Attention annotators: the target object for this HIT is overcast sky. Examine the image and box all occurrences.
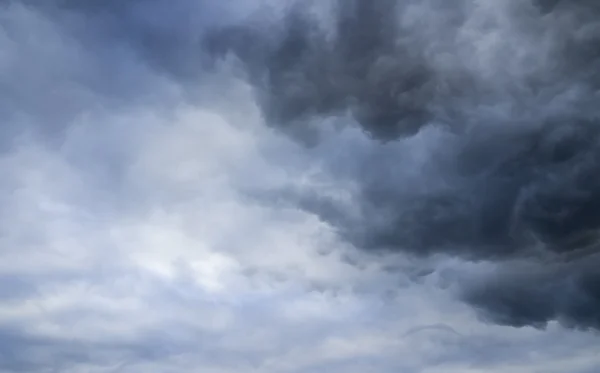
[1,1,600,372]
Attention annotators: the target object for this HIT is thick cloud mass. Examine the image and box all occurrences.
[207,0,600,138]
[207,0,600,330]
[206,0,445,142]
[3,0,600,371]
[464,259,600,330]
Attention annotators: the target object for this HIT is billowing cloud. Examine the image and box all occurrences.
[2,0,600,372]
[205,0,600,331]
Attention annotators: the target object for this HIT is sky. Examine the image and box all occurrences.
[1,0,600,372]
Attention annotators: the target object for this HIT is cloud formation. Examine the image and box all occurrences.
[207,0,600,331]
[2,0,600,372]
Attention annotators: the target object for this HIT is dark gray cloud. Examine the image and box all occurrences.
[354,120,600,259]
[205,0,600,139]
[205,0,449,143]
[205,0,600,331]
[463,257,600,330]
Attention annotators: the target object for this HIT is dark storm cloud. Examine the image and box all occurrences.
[206,0,600,330]
[353,120,600,259]
[204,0,600,140]
[463,257,600,330]
[205,0,452,142]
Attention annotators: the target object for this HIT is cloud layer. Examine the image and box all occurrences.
[1,0,600,372]
[207,0,600,331]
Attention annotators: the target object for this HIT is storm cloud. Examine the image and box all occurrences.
[205,0,600,331]
[2,0,600,371]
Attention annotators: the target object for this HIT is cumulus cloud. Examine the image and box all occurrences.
[2,0,600,372]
